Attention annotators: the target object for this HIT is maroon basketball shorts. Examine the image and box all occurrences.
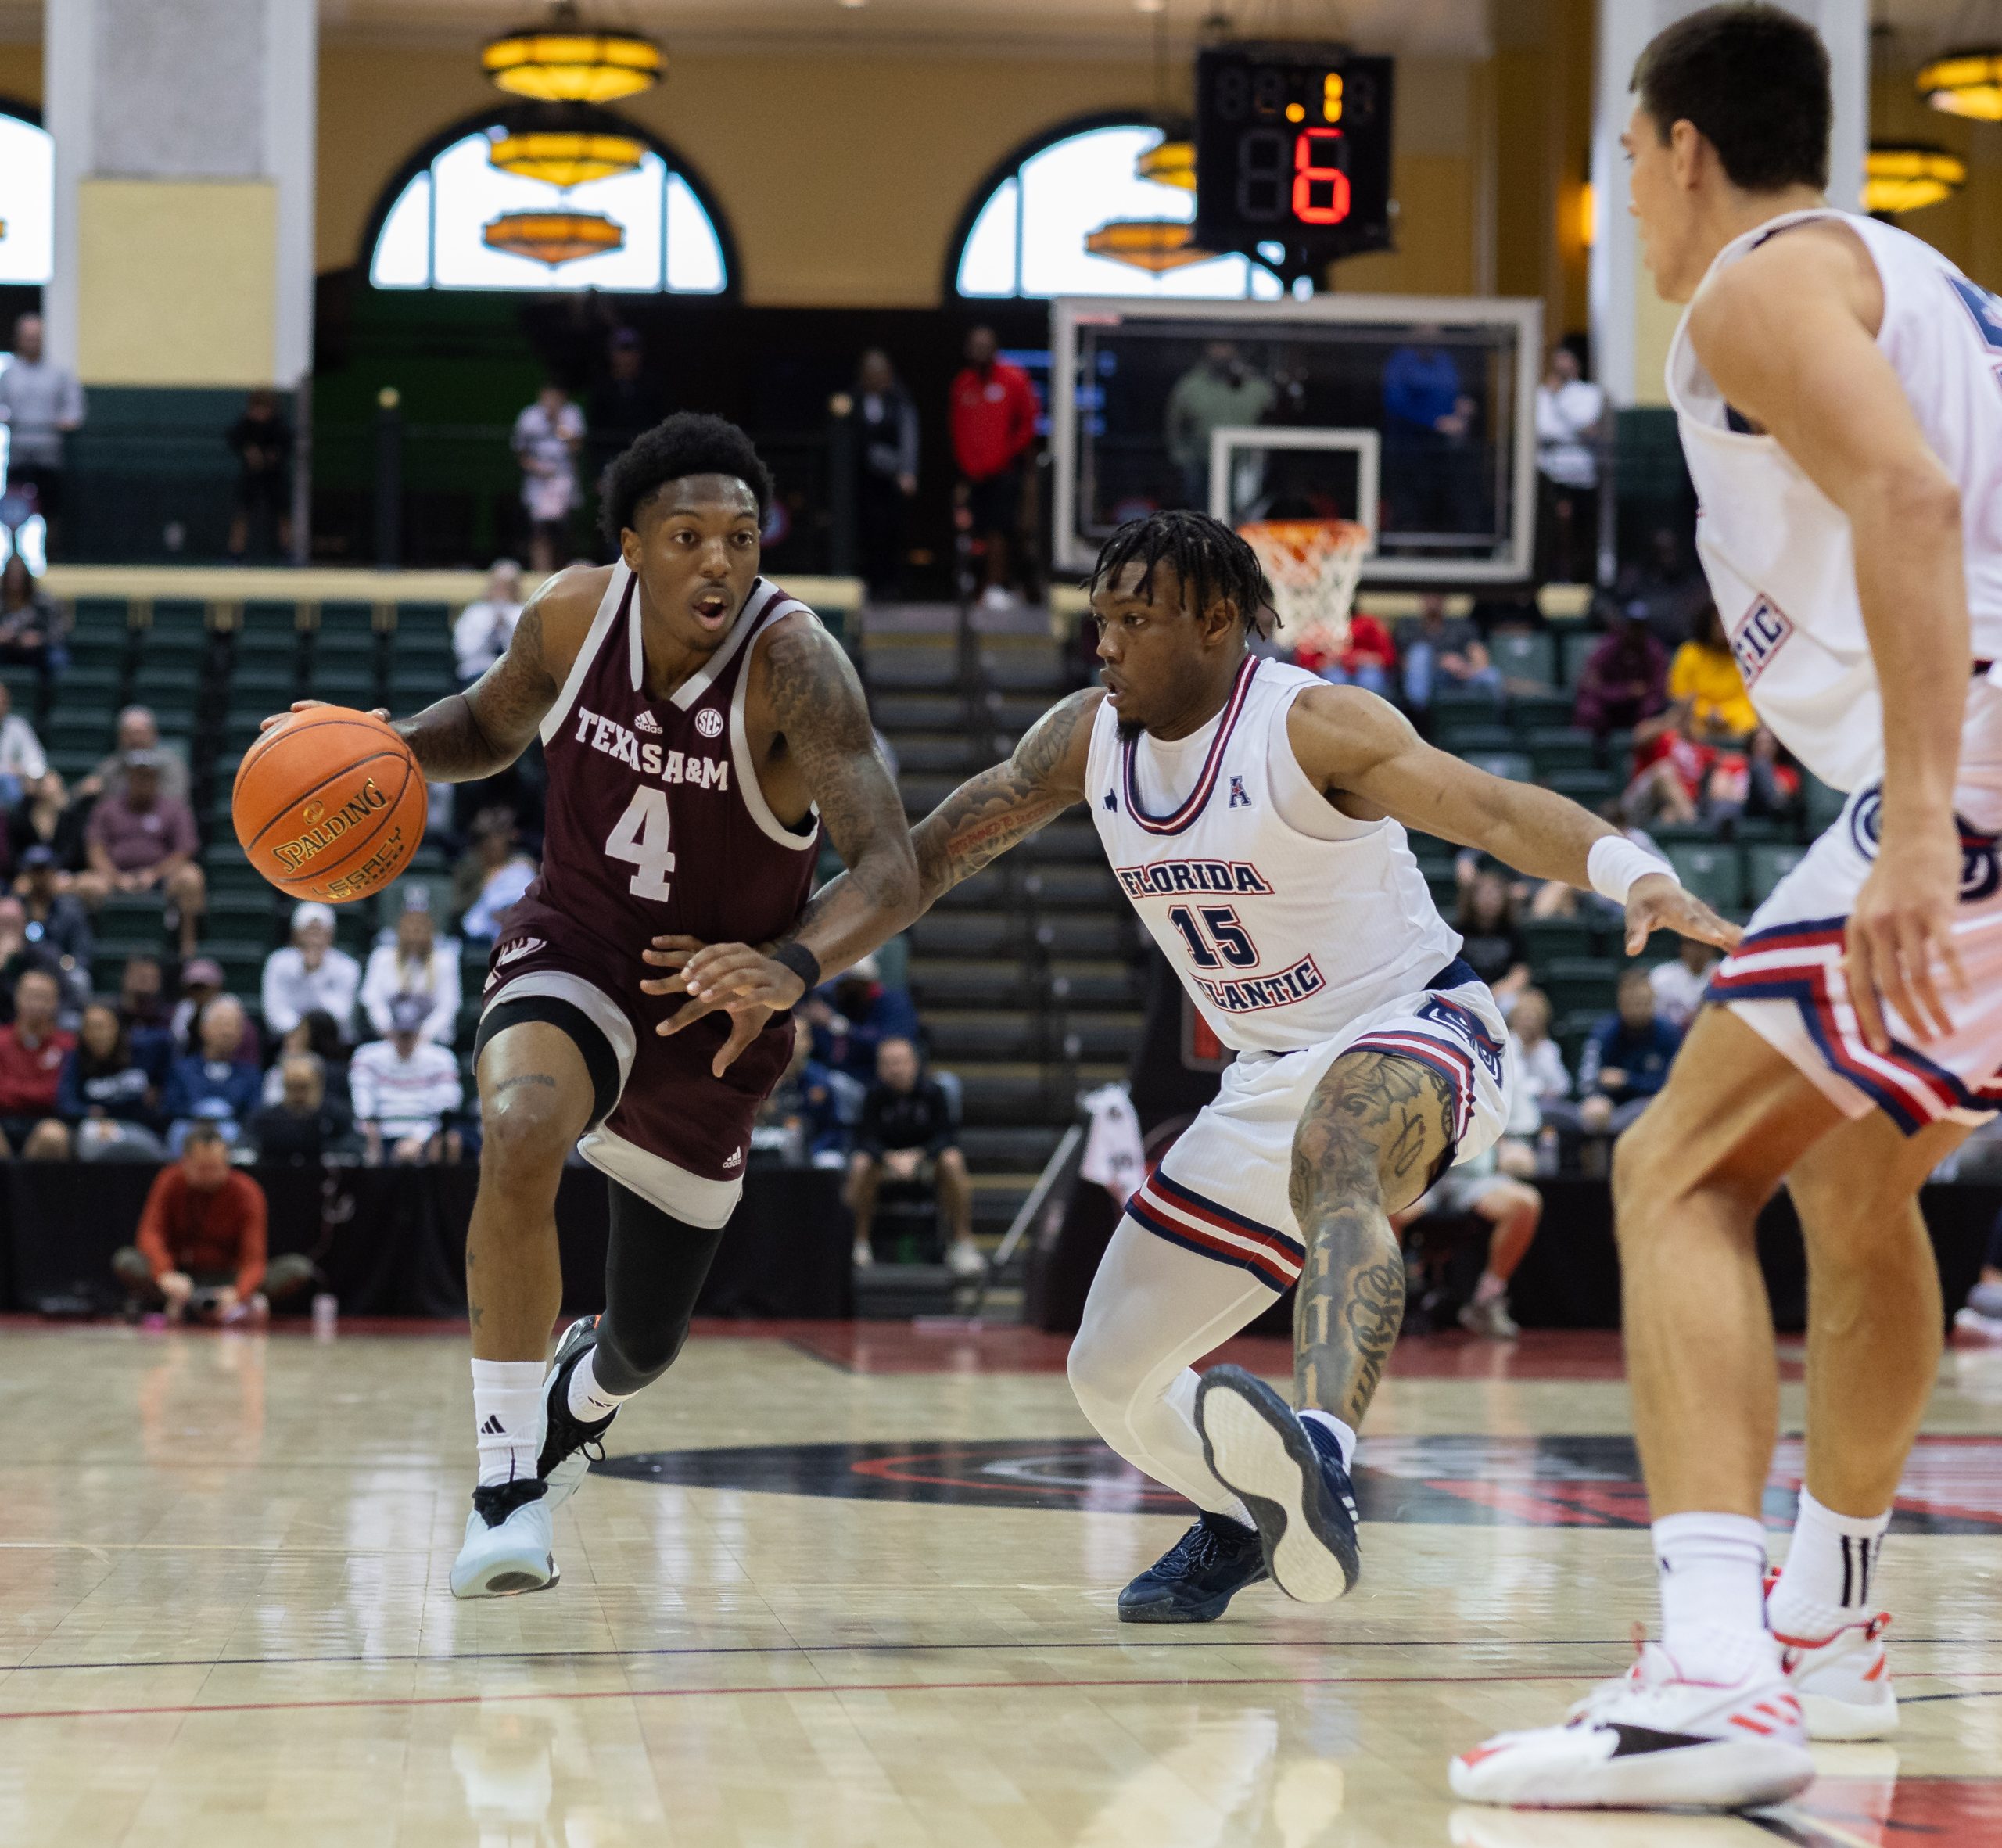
[476,906,791,1229]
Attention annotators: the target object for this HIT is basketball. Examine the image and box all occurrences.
[232,707,425,904]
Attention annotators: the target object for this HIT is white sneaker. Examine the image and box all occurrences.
[450,1480,558,1599]
[1952,1304,2002,1343]
[1777,1609,1897,1740]
[946,1239,986,1279]
[1458,1293,1520,1340]
[979,584,1017,610]
[1450,1641,1814,1810]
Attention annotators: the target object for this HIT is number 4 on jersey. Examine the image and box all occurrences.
[606,786,676,899]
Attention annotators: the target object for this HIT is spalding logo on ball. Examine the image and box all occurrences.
[233,708,426,903]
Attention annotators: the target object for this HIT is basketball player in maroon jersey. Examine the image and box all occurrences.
[273,414,917,1596]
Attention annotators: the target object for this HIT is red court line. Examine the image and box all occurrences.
[0,1670,1600,1725]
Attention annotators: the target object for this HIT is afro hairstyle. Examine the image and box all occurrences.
[598,411,775,551]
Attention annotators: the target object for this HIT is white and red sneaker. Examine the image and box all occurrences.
[1764,1566,1897,1740]
[1449,1640,1815,1810]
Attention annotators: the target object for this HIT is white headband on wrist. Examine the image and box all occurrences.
[1588,834,1677,904]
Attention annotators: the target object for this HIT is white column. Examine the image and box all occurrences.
[43,0,318,388]
[1589,0,1867,409]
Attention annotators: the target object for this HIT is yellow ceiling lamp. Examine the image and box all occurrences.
[1085,218,1215,273]
[1918,49,2002,120]
[1864,143,1968,214]
[489,125,645,187]
[1136,139,1197,191]
[483,3,664,104]
[483,210,625,267]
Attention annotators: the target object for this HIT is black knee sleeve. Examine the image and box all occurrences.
[591,1182,730,1396]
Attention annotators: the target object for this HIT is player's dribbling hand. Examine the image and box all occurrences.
[641,935,803,1077]
[1846,815,1967,1053]
[1621,872,1742,958]
[258,699,390,733]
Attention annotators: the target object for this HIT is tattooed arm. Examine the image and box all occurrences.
[646,687,1100,1064]
[262,565,598,783]
[1287,684,1740,956]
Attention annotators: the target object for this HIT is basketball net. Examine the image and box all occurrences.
[1238,519,1370,654]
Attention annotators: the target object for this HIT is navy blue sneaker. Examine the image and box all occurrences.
[1194,1365,1362,1603]
[1117,1512,1268,1624]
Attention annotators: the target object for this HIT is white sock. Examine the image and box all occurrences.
[1473,1270,1507,1305]
[565,1346,632,1424]
[1768,1489,1891,1642]
[471,1358,547,1487]
[1298,1408,1358,1474]
[1653,1511,1777,1685]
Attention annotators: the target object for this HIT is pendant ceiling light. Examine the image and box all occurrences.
[483,209,625,267]
[1918,49,2002,120]
[1084,218,1215,273]
[483,2,663,104]
[489,123,646,187]
[1136,139,1197,190]
[1864,143,1968,214]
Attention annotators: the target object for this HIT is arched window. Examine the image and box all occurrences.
[368,121,728,294]
[0,106,53,287]
[954,120,1282,302]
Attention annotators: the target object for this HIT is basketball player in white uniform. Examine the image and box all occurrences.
[1454,6,2002,1810]
[650,508,1731,1624]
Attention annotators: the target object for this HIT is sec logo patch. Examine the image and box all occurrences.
[694,708,723,739]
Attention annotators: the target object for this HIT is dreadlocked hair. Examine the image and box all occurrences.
[1085,509,1272,633]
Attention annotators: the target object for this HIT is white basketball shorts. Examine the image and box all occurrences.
[1126,972,1516,1294]
[1710,777,2002,1133]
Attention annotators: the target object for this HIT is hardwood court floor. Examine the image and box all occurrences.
[2,1319,2000,1846]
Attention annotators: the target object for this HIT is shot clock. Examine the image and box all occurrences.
[1193,42,1395,280]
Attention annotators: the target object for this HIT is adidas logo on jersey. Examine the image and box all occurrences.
[572,703,730,791]
[633,710,662,734]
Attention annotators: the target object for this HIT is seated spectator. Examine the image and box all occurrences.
[250,1053,359,1165]
[9,769,86,873]
[1573,601,1668,740]
[120,953,176,1082]
[1392,1149,1542,1339]
[168,956,257,1058]
[261,1008,352,1112]
[0,554,61,670]
[350,993,464,1164]
[76,705,192,807]
[112,1125,313,1324]
[1670,601,1757,743]
[1649,937,1720,1032]
[262,901,361,1041]
[1622,707,1712,828]
[1507,988,1574,1125]
[0,965,74,1157]
[1455,870,1530,1014]
[77,752,206,956]
[361,888,460,1044]
[1703,725,1801,831]
[1293,613,1397,698]
[0,897,51,1011]
[59,999,165,1161]
[453,561,525,684]
[1399,592,1502,715]
[18,845,91,1002]
[163,994,261,1152]
[1620,524,1709,649]
[454,806,536,943]
[0,678,48,807]
[846,1035,978,1276]
[758,1014,851,1164]
[805,956,922,1081]
[1577,967,1684,1134]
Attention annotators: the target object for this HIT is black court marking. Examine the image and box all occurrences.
[597,1433,2002,1532]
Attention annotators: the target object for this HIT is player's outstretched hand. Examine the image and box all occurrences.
[641,935,804,1077]
[1622,872,1742,959]
[259,698,390,733]
[1846,818,1967,1052]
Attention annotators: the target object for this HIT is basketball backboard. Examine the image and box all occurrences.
[1049,293,1542,583]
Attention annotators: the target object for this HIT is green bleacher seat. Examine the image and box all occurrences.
[1803,776,1845,832]
[1467,751,1534,783]
[1667,843,1745,911]
[94,895,167,953]
[1559,628,1603,688]
[1543,955,1620,1018]
[308,669,379,705]
[1527,727,1597,774]
[1490,632,1556,687]
[70,597,131,640]
[1522,916,1600,961]
[1549,766,1616,806]
[1509,691,1575,732]
[45,710,114,755]
[0,666,41,709]
[147,600,208,639]
[59,664,120,705]
[231,666,300,706]
[1434,720,1516,755]
[1747,844,1807,904]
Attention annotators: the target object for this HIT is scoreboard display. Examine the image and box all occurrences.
[1193,43,1394,276]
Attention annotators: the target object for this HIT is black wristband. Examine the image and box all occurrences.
[770,942,822,994]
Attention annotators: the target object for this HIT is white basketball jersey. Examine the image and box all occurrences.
[1085,655,1462,1055]
[1668,208,2002,792]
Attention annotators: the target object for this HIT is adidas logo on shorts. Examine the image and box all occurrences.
[723,1146,743,1168]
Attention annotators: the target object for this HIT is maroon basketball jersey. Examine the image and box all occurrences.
[522,565,820,955]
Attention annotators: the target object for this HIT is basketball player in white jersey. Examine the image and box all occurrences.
[1453,6,2002,1810]
[649,508,1731,1624]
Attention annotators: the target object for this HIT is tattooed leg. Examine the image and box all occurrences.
[1289,1050,1458,1426]
[467,1021,596,1360]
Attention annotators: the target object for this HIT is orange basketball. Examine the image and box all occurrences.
[233,707,427,904]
